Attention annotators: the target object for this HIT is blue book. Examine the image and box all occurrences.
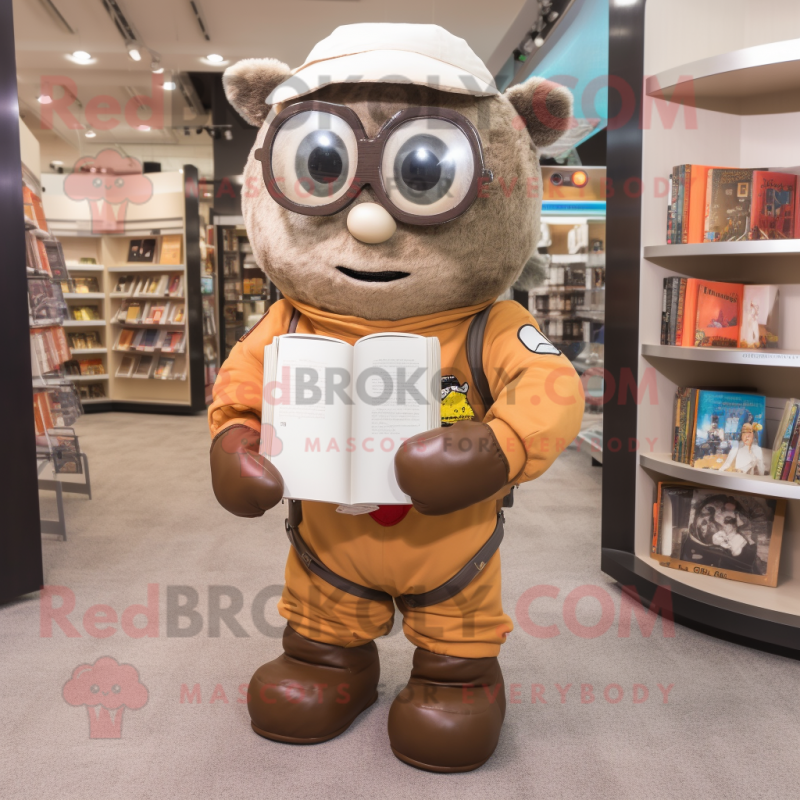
[692,390,767,475]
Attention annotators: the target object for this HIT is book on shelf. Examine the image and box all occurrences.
[149,303,169,324]
[30,326,71,374]
[168,275,183,296]
[705,169,756,242]
[661,279,781,350]
[72,276,100,294]
[159,234,183,265]
[29,278,67,323]
[116,355,136,377]
[79,257,97,265]
[69,331,101,350]
[739,285,780,349]
[42,241,69,280]
[749,171,796,240]
[170,304,185,323]
[651,482,785,587]
[770,400,800,482]
[161,331,184,352]
[23,185,48,231]
[116,329,135,350]
[78,358,105,376]
[154,356,176,379]
[695,280,741,348]
[123,302,142,322]
[259,333,441,505]
[672,388,769,475]
[134,355,154,378]
[114,275,136,295]
[78,383,106,399]
[71,305,101,321]
[127,238,157,263]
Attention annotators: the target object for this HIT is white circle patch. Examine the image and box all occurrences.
[518,324,561,356]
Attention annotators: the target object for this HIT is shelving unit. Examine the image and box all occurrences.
[41,168,206,413]
[604,2,800,654]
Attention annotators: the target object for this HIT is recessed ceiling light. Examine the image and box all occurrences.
[163,81,176,91]
[52,160,64,166]
[72,50,92,63]
[534,36,545,47]
[206,54,224,63]
[137,124,151,131]
[38,94,52,104]
[127,42,142,62]
[85,129,97,138]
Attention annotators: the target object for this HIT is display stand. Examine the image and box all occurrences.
[603,1,800,654]
[42,168,206,414]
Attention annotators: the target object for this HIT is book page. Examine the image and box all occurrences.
[261,335,353,503]
[350,334,440,505]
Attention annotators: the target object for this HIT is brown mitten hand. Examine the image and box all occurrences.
[394,420,510,516]
[210,425,284,517]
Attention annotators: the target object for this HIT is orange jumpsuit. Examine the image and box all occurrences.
[209,298,584,658]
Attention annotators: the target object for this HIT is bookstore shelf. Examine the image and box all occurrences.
[645,37,800,116]
[641,452,800,501]
[111,293,185,299]
[62,320,105,328]
[67,374,109,382]
[642,344,800,368]
[114,321,186,329]
[66,265,104,272]
[64,292,104,299]
[71,348,106,354]
[603,5,800,654]
[108,265,186,273]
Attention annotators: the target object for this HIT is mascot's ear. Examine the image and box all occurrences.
[223,58,292,127]
[504,78,573,149]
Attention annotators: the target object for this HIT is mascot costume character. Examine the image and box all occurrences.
[209,23,583,773]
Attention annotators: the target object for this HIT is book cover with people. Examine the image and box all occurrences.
[652,482,785,586]
[692,390,767,474]
[739,285,780,349]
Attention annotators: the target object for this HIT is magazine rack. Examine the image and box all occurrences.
[604,2,800,653]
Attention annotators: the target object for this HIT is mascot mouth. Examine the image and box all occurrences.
[336,267,410,283]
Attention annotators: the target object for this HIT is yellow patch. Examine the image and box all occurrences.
[441,391,475,426]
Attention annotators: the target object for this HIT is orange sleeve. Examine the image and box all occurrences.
[481,301,584,483]
[207,300,295,439]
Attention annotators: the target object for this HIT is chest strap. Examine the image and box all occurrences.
[285,500,504,609]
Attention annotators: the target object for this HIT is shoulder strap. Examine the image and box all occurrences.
[288,308,300,334]
[466,304,494,414]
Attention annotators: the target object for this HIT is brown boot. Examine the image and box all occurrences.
[248,626,380,744]
[388,648,505,773]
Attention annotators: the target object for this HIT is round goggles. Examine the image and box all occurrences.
[254,100,493,226]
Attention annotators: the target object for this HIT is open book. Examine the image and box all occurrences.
[259,333,441,505]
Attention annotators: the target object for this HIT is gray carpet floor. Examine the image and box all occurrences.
[1,412,798,800]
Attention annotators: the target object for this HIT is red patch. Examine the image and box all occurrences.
[368,505,412,527]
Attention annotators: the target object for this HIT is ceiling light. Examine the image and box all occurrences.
[72,50,92,63]
[85,129,97,138]
[126,42,142,62]
[51,160,64,166]
[178,168,184,174]
[38,94,53,104]
[163,81,176,91]
[534,36,545,47]
[151,57,163,73]
[206,54,224,63]
[137,124,151,131]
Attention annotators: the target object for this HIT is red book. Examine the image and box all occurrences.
[750,171,796,240]
[694,280,742,348]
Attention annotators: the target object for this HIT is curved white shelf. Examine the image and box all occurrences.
[67,374,109,382]
[64,293,104,299]
[646,38,800,115]
[62,320,104,327]
[642,343,800,368]
[66,264,104,272]
[645,241,800,259]
[640,452,800,501]
[71,348,107,355]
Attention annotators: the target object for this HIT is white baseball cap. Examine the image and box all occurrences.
[266,23,499,106]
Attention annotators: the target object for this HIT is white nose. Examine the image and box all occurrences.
[346,203,396,244]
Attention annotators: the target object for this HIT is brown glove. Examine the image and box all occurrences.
[394,420,510,516]
[210,424,284,517]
